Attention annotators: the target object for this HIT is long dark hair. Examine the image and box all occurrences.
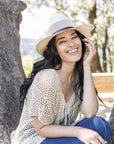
[20,30,89,109]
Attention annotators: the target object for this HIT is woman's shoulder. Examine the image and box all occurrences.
[34,68,59,82]
[37,68,57,76]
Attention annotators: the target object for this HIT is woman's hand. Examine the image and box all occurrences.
[82,38,96,67]
[75,127,107,144]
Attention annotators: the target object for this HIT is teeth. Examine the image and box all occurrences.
[68,49,78,54]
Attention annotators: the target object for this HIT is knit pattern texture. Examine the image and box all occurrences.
[11,69,81,144]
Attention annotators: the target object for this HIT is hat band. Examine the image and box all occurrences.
[52,26,74,35]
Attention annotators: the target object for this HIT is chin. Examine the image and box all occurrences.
[69,56,82,63]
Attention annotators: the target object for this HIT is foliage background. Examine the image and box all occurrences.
[21,0,114,76]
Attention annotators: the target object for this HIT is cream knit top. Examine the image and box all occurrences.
[11,69,81,144]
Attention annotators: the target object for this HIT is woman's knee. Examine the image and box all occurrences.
[91,116,111,131]
[76,116,111,144]
[76,116,111,136]
[92,116,112,142]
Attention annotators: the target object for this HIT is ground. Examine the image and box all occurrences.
[97,101,114,121]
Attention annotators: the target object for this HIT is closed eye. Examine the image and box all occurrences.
[72,35,78,39]
[59,40,66,44]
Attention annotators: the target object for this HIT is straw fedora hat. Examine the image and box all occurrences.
[36,13,91,55]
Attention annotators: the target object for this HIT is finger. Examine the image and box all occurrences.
[85,142,90,144]
[88,137,101,144]
[83,38,95,52]
[85,43,93,53]
[82,38,93,44]
[93,138,101,144]
[89,139,97,144]
[97,135,107,144]
[85,43,96,57]
[85,43,89,52]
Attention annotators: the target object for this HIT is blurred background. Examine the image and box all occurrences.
[20,0,114,77]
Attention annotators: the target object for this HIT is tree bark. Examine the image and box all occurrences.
[108,47,113,72]
[91,46,103,72]
[102,28,108,72]
[0,0,26,143]
[109,106,114,144]
[88,0,102,72]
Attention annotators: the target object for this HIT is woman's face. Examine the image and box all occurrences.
[55,30,82,64]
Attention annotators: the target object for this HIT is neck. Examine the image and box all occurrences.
[57,62,76,83]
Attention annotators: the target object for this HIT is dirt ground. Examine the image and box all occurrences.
[97,101,114,121]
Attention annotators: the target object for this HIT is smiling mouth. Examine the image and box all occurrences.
[67,48,78,54]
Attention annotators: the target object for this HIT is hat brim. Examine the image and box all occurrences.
[36,24,91,56]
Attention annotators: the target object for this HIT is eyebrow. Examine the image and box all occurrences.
[71,32,76,36]
[56,32,76,42]
[56,37,65,42]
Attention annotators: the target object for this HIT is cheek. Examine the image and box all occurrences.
[57,50,65,59]
[57,45,66,55]
[76,38,82,46]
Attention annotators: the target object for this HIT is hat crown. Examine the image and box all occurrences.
[46,13,75,36]
[36,13,91,56]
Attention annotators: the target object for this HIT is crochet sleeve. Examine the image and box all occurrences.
[28,69,58,125]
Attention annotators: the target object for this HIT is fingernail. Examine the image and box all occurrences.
[82,38,87,41]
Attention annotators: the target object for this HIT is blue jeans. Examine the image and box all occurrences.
[41,116,111,144]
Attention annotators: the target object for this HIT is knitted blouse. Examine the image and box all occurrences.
[11,69,81,144]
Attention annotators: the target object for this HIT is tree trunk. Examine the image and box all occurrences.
[88,0,102,72]
[109,106,114,144]
[108,47,113,72]
[102,28,108,72]
[91,46,103,72]
[0,0,26,143]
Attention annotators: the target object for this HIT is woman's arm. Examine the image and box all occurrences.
[32,116,77,138]
[32,116,106,144]
[80,38,98,118]
[80,65,98,117]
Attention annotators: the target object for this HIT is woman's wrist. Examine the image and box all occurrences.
[72,126,86,143]
[83,64,92,75]
[72,126,83,138]
[83,60,92,67]
[83,63,91,69]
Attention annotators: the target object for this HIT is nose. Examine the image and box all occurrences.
[69,40,74,47]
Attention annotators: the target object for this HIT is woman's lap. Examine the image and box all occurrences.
[41,137,83,144]
[75,116,111,143]
[41,116,111,144]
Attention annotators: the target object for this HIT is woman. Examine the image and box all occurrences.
[11,13,111,144]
